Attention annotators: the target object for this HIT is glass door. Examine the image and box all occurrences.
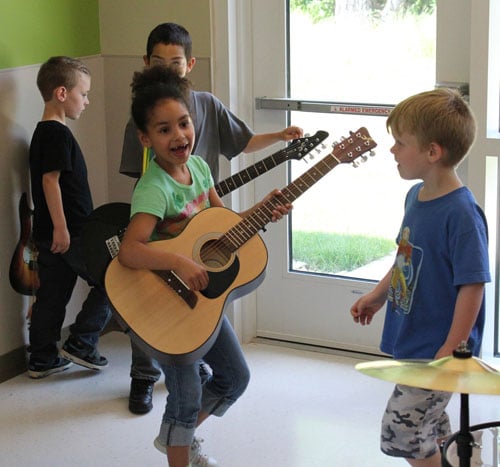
[252,0,438,354]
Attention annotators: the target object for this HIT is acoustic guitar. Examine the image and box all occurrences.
[82,130,329,285]
[9,192,40,296]
[105,127,377,365]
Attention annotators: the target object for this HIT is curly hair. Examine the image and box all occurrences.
[131,65,192,132]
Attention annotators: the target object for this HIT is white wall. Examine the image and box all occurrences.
[0,64,40,354]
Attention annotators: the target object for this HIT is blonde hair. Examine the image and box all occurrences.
[37,56,90,102]
[386,88,476,166]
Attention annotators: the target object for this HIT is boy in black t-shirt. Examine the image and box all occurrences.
[28,56,111,379]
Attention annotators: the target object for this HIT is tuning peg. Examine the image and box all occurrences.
[369,150,376,157]
[352,161,360,168]
[361,154,368,162]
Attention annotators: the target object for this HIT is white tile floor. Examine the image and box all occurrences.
[1,331,499,467]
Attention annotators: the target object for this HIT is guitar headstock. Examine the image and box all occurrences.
[332,127,377,166]
[287,130,329,160]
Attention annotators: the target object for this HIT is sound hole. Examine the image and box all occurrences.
[199,239,232,269]
[196,238,239,299]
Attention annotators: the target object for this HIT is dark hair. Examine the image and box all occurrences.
[37,56,90,102]
[146,23,192,60]
[131,65,192,132]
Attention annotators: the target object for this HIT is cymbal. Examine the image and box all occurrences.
[355,355,500,395]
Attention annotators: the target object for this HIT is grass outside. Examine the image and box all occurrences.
[292,230,395,274]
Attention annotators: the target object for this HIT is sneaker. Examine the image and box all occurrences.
[28,356,73,379]
[199,361,212,384]
[61,338,108,370]
[129,378,154,414]
[444,431,483,466]
[154,436,218,467]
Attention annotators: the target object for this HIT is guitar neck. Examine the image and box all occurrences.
[220,155,342,249]
[215,156,281,197]
[218,128,376,252]
[215,130,329,197]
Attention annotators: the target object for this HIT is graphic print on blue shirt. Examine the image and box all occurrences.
[387,225,423,314]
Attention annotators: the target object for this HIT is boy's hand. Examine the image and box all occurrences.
[350,271,391,326]
[51,227,70,254]
[281,125,304,142]
[350,293,384,326]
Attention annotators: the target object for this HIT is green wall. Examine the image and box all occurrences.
[0,0,100,70]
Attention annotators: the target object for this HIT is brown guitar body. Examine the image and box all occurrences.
[9,192,40,296]
[105,207,268,365]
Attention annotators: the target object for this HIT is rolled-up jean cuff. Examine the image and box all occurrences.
[158,421,196,447]
[202,397,233,417]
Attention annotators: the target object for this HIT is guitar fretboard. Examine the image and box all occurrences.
[215,130,328,197]
[218,128,376,253]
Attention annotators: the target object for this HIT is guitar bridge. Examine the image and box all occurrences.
[153,270,198,309]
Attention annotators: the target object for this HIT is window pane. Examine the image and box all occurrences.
[290,3,436,103]
[289,2,436,280]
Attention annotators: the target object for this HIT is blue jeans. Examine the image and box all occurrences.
[157,316,250,446]
[29,237,112,363]
[130,339,162,381]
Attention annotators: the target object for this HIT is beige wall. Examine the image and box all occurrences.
[0,0,214,376]
[99,0,213,202]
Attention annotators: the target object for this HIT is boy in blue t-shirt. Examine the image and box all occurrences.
[350,88,490,467]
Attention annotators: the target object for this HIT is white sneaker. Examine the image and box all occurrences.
[153,436,218,467]
[189,437,218,467]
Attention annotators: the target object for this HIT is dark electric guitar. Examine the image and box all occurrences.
[9,192,40,296]
[104,127,377,365]
[214,130,327,197]
[82,131,329,285]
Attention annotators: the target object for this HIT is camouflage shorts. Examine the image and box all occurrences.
[381,384,452,459]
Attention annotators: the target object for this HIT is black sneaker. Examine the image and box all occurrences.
[28,356,73,379]
[129,378,154,414]
[61,339,108,371]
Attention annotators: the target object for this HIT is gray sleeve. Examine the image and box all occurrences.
[192,91,254,162]
[214,99,254,159]
[119,118,143,178]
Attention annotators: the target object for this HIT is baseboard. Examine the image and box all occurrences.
[251,336,389,362]
[0,346,27,383]
[0,317,122,383]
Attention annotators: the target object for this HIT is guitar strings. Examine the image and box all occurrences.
[199,131,375,265]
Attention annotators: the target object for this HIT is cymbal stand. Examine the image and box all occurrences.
[453,393,475,467]
[443,343,477,467]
